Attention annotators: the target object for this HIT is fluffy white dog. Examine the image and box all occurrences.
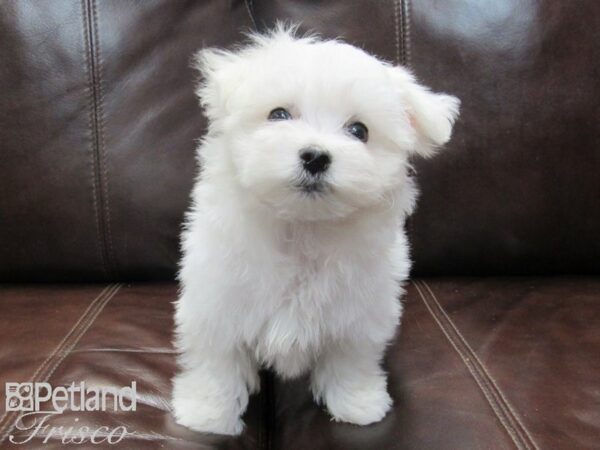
[172,27,459,435]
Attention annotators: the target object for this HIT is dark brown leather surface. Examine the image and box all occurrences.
[271,278,600,450]
[0,0,253,282]
[0,284,266,449]
[417,278,600,450]
[269,281,516,450]
[0,2,106,281]
[406,0,600,275]
[1,279,598,449]
[2,1,598,281]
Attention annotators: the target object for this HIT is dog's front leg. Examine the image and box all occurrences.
[172,347,259,436]
[311,340,392,425]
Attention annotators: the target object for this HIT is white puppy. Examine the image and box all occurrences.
[172,27,459,435]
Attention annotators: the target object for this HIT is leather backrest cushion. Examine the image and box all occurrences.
[405,0,600,276]
[1,0,598,281]
[0,0,252,281]
[253,0,600,276]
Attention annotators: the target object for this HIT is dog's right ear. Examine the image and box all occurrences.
[387,66,460,157]
[192,48,242,122]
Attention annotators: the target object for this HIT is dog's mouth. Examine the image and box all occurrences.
[294,177,331,196]
[299,181,324,194]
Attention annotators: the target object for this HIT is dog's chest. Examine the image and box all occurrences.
[246,222,388,376]
[257,257,331,338]
[250,251,338,368]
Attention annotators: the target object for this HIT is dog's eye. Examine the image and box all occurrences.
[268,108,292,121]
[346,122,369,143]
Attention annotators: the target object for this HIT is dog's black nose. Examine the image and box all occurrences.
[300,149,331,175]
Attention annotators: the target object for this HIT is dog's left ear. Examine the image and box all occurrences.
[388,66,460,157]
[192,48,242,122]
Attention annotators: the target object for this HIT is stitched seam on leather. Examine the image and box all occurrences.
[421,281,540,450]
[72,347,176,354]
[244,0,258,30]
[413,281,528,450]
[402,0,411,66]
[90,0,117,278]
[35,284,120,388]
[392,0,401,65]
[398,0,417,239]
[83,0,116,279]
[0,284,122,444]
[419,281,528,447]
[81,0,108,277]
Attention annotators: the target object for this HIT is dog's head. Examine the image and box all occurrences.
[194,26,459,221]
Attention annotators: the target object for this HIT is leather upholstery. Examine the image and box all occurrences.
[271,279,600,449]
[407,0,600,276]
[2,0,598,281]
[0,284,266,449]
[1,1,598,449]
[1,280,597,448]
[0,0,253,281]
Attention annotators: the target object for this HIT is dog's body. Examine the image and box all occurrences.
[173,27,459,435]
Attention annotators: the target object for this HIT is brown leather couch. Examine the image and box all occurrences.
[1,1,598,449]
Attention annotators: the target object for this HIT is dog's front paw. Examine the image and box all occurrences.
[322,379,393,425]
[172,372,246,436]
[172,393,245,436]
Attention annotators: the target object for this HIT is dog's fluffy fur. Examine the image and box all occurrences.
[173,27,459,435]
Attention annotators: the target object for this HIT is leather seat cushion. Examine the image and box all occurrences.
[1,279,598,449]
[0,284,266,449]
[271,278,600,449]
